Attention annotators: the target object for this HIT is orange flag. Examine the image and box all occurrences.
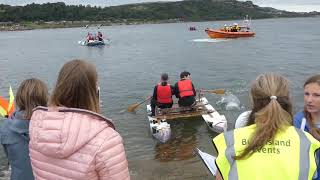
[0,86,15,117]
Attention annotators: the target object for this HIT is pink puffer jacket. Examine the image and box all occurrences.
[29,106,130,180]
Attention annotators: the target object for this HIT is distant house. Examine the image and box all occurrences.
[0,22,14,26]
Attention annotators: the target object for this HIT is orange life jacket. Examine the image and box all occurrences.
[178,79,194,98]
[157,84,173,104]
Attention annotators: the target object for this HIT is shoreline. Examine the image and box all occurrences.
[0,19,183,32]
[1,16,320,32]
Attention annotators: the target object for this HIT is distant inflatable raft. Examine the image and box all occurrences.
[79,39,110,46]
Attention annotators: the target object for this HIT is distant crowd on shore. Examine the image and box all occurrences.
[1,59,320,180]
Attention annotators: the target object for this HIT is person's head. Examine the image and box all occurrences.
[303,74,320,140]
[160,73,169,82]
[50,59,100,113]
[180,71,191,79]
[304,74,320,115]
[235,73,292,159]
[16,78,48,120]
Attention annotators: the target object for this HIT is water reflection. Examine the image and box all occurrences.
[154,117,203,162]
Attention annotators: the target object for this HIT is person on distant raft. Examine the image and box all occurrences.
[151,73,174,116]
[174,71,196,107]
[293,74,320,180]
[97,31,103,41]
[86,32,94,42]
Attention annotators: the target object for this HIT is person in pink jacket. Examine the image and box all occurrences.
[29,59,130,180]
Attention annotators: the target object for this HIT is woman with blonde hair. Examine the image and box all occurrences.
[0,78,48,180]
[213,73,320,180]
[294,74,320,180]
[29,59,130,180]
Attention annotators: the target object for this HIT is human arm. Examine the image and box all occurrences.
[152,86,157,101]
[173,83,180,98]
[192,83,196,96]
[235,111,251,129]
[215,171,223,180]
[170,85,174,97]
[96,130,130,180]
[293,111,306,130]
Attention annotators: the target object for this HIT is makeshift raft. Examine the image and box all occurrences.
[146,96,227,143]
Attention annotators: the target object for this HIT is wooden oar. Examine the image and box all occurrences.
[201,89,225,95]
[128,96,152,112]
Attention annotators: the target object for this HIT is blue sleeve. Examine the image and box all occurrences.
[293,111,304,128]
[0,119,21,145]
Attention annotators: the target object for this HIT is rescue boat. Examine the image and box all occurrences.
[205,28,255,38]
[205,15,255,39]
[146,95,227,143]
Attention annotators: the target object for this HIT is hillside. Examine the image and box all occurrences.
[0,0,319,30]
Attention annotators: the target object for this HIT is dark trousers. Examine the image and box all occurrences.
[178,96,196,107]
[151,99,173,116]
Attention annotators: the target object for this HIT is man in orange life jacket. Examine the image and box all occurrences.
[174,71,196,107]
[151,73,174,116]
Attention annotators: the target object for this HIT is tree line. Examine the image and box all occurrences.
[0,0,318,23]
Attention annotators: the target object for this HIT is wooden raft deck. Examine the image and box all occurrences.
[154,102,214,120]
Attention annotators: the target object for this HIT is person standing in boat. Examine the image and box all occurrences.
[0,78,48,180]
[293,74,320,180]
[97,31,103,41]
[86,32,94,42]
[151,73,174,116]
[213,73,320,180]
[174,71,196,107]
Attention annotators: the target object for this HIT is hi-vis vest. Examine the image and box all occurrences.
[213,124,320,180]
[156,84,173,104]
[178,79,194,98]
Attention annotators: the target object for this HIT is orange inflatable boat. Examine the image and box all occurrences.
[205,16,255,38]
[205,28,255,38]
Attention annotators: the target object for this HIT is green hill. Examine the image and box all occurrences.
[0,0,319,29]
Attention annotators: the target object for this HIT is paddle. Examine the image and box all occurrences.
[128,96,152,112]
[200,89,225,95]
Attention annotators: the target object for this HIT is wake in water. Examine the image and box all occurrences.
[191,38,230,43]
[216,93,241,111]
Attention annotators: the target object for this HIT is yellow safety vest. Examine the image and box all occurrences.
[213,125,320,180]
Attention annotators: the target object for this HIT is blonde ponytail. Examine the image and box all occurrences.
[234,74,292,160]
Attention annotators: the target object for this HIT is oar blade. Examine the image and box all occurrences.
[127,103,139,112]
[127,96,152,112]
[207,89,225,94]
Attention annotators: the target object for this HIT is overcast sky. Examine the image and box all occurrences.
[0,0,319,12]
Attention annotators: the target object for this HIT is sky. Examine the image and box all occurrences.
[0,0,319,12]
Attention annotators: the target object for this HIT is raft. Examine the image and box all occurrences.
[146,96,227,143]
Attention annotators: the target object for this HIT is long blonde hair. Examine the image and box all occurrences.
[303,74,320,140]
[16,78,48,119]
[50,59,100,113]
[235,73,293,159]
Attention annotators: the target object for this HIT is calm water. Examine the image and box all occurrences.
[0,17,320,179]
